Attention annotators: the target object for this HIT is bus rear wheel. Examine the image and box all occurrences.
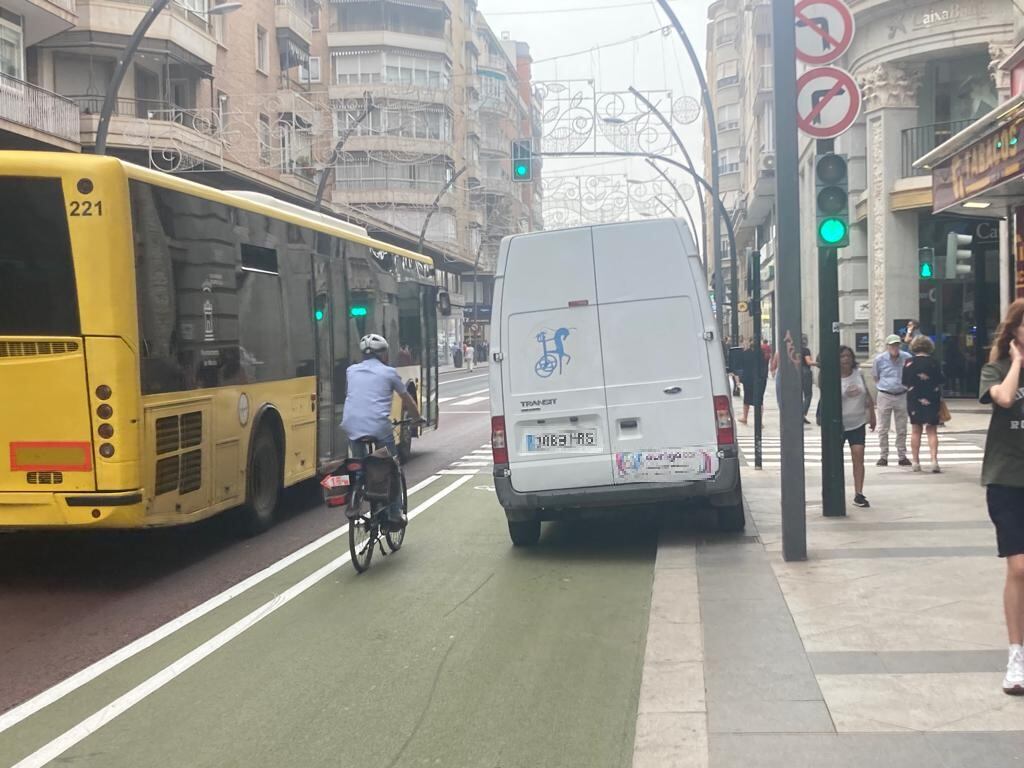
[242,429,281,536]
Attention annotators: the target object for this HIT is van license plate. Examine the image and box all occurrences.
[525,430,597,452]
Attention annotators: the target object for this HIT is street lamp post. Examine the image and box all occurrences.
[653,0,724,340]
[94,0,241,155]
[641,160,700,251]
[314,92,375,209]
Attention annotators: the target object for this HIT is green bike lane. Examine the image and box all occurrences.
[1,474,659,768]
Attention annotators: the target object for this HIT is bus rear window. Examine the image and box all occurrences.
[0,177,80,336]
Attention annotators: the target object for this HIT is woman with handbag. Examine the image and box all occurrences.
[902,335,944,473]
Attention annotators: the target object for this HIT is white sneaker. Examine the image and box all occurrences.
[1003,646,1024,695]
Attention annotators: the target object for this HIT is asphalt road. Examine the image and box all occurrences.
[0,363,660,768]
[0,367,492,718]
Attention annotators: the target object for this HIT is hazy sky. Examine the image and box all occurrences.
[479,0,709,220]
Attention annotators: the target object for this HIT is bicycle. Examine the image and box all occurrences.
[323,419,413,574]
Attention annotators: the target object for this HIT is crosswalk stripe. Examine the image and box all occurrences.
[439,468,483,475]
[450,395,490,406]
[745,460,981,468]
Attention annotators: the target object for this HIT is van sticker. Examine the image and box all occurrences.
[614,448,718,483]
[520,398,557,409]
[534,327,572,378]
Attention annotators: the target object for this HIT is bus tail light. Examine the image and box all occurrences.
[714,396,735,447]
[491,416,508,464]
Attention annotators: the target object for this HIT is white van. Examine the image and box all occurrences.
[487,219,743,546]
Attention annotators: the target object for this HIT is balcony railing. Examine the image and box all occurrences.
[0,73,80,144]
[69,95,218,135]
[901,119,974,177]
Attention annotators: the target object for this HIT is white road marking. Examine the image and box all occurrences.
[453,462,490,468]
[11,474,473,768]
[449,395,490,407]
[438,396,457,404]
[439,469,482,475]
[0,473,442,736]
[439,388,489,405]
[442,411,490,414]
[440,373,488,384]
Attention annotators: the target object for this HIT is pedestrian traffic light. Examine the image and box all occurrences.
[918,247,935,279]
[815,153,849,248]
[511,139,533,182]
[314,293,328,321]
[945,232,973,278]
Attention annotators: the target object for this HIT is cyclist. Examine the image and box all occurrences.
[341,333,421,530]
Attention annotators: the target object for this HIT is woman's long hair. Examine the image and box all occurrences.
[990,299,1024,363]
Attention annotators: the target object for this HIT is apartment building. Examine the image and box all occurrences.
[707,0,1015,396]
[0,0,541,359]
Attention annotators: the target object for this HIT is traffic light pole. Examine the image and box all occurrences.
[773,0,807,561]
[752,246,763,470]
[818,243,846,517]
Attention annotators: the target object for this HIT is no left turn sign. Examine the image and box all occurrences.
[796,66,861,139]
[795,0,855,65]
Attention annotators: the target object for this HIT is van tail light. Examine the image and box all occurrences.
[714,395,735,447]
[491,416,509,464]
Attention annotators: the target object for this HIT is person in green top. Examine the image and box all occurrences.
[980,299,1024,696]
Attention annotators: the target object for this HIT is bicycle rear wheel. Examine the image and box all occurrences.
[385,471,408,552]
[349,507,376,573]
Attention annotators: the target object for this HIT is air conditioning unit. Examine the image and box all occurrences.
[760,153,776,172]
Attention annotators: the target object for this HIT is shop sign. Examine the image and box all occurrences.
[1016,206,1024,298]
[932,114,1024,211]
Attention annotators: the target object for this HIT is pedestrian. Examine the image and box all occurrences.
[903,319,923,350]
[839,345,876,508]
[871,334,913,467]
[739,340,767,425]
[464,341,475,371]
[902,335,944,473]
[979,298,1024,696]
[800,335,814,424]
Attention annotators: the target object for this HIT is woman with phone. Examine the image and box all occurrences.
[980,299,1024,695]
[903,335,944,473]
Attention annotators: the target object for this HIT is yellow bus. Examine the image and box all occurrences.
[0,151,440,532]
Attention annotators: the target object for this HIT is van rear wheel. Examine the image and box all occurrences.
[508,519,541,546]
[716,502,745,532]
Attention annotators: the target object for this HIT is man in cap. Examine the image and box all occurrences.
[871,334,913,467]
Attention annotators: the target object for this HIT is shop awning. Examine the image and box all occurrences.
[914,93,1024,213]
[277,30,310,69]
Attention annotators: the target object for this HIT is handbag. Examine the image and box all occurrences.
[938,400,951,424]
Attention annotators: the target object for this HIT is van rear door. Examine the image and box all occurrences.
[592,221,721,485]
[499,227,613,493]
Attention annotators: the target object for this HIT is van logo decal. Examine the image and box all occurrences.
[534,327,572,378]
[520,398,557,409]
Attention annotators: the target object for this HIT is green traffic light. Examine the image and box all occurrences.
[818,217,847,245]
[314,309,325,321]
[515,164,528,177]
[350,306,368,318]
[920,262,933,279]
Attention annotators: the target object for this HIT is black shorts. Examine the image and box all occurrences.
[987,485,1024,558]
[843,425,866,446]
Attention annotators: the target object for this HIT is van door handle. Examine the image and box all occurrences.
[663,386,682,395]
[620,419,638,429]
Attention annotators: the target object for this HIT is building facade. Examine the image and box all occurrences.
[707,0,1016,396]
[0,0,541,365]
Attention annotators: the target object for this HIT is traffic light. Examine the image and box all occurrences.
[511,139,533,182]
[945,232,973,278]
[349,305,368,318]
[918,247,935,279]
[314,293,328,321]
[815,153,849,248]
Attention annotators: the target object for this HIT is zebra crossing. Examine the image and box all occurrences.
[439,446,493,475]
[735,433,984,469]
[438,388,491,408]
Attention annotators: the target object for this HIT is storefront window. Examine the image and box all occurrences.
[917,213,1000,397]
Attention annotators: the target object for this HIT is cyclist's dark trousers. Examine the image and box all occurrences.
[350,435,401,522]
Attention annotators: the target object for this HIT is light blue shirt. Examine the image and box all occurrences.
[872,349,911,394]
[341,358,405,441]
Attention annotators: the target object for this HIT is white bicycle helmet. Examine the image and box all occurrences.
[359,333,389,355]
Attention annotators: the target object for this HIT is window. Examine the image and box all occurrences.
[299,56,321,83]
[256,25,269,73]
[310,4,320,30]
[0,16,23,80]
[718,148,740,174]
[716,15,737,44]
[0,177,79,335]
[258,113,271,163]
[717,103,739,131]
[716,60,739,86]
[212,11,226,45]
[217,91,229,132]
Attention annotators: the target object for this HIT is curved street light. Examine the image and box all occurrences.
[95,0,242,155]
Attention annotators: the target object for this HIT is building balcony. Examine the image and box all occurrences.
[481,174,512,195]
[331,184,442,208]
[900,120,974,177]
[328,29,450,57]
[275,0,312,48]
[72,95,223,161]
[754,64,772,107]
[339,133,452,157]
[328,81,451,109]
[7,0,77,46]
[75,0,217,66]
[0,72,80,148]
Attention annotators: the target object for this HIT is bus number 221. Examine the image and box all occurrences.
[69,200,103,217]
